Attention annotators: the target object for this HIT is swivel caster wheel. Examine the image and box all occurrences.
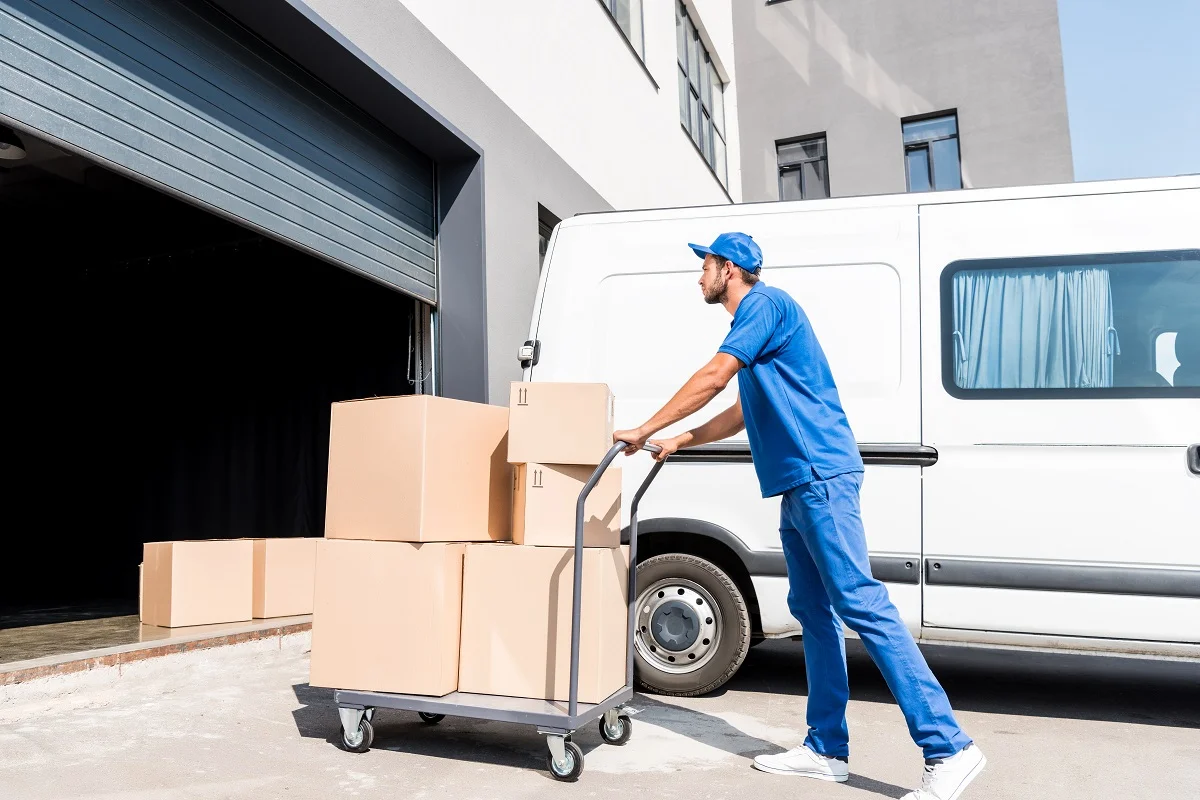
[418,712,445,724]
[342,717,374,753]
[599,713,632,746]
[546,739,584,782]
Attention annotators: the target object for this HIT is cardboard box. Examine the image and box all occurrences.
[325,395,512,542]
[513,463,622,548]
[458,544,628,704]
[252,538,319,618]
[309,539,466,696]
[140,540,254,628]
[507,382,614,466]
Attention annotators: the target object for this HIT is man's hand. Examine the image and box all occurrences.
[613,428,649,456]
[647,437,682,462]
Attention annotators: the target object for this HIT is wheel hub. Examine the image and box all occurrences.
[650,600,700,651]
[634,579,722,674]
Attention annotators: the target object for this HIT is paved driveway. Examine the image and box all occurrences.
[1,634,1197,799]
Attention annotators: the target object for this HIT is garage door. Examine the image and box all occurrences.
[0,0,437,302]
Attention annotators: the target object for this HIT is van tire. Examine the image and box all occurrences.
[634,553,751,697]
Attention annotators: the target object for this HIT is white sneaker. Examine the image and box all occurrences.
[902,744,987,800]
[752,745,850,782]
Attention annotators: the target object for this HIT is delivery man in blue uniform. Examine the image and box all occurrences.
[614,233,986,800]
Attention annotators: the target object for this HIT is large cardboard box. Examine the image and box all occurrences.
[309,539,466,696]
[140,540,254,628]
[458,544,628,704]
[325,395,512,542]
[513,463,622,548]
[252,538,319,618]
[507,382,614,466]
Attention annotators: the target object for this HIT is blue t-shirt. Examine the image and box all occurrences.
[718,283,863,497]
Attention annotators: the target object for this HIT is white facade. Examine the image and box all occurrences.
[399,0,740,208]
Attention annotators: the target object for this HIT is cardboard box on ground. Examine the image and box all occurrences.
[140,540,254,628]
[253,538,319,618]
[140,538,320,627]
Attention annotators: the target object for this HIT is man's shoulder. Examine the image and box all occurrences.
[752,284,801,314]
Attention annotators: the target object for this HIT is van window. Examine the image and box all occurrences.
[942,250,1200,397]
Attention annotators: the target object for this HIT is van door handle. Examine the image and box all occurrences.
[1189,444,1200,476]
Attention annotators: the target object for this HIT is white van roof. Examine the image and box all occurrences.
[563,174,1200,228]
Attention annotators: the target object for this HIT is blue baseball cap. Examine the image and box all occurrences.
[688,232,763,274]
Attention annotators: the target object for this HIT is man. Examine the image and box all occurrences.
[613,232,985,800]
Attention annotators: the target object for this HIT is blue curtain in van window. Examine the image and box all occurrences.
[952,267,1117,389]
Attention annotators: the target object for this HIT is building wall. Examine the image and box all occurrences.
[399,0,740,207]
[734,0,1074,201]
[299,0,614,403]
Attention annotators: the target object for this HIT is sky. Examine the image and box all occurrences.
[1057,0,1200,181]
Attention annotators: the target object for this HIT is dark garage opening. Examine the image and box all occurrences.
[2,136,422,626]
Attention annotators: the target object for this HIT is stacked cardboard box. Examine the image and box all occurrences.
[308,385,630,706]
[309,395,511,696]
[457,383,627,704]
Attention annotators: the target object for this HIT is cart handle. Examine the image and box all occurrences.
[567,441,668,718]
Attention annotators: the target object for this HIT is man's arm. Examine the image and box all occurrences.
[613,352,741,454]
[672,399,745,450]
[643,399,744,462]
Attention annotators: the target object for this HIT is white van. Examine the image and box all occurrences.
[522,176,1200,696]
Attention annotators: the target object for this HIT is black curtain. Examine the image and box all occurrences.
[3,166,415,618]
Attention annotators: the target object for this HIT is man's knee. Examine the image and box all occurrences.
[787,592,835,629]
[827,581,898,629]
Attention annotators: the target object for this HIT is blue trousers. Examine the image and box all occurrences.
[780,472,971,759]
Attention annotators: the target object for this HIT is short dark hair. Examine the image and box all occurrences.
[719,257,760,284]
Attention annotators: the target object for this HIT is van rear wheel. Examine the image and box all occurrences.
[633,553,751,697]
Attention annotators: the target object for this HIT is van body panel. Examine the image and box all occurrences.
[529,176,1200,664]
[918,188,1200,643]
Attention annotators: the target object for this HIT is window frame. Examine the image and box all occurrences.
[677,2,727,187]
[903,111,962,193]
[940,249,1200,400]
[596,0,657,88]
[776,133,830,200]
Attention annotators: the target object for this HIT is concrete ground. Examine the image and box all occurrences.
[1,633,1197,799]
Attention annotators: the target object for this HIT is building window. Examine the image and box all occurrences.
[777,135,829,200]
[538,205,560,271]
[677,2,727,186]
[903,112,962,192]
[600,0,644,59]
[941,250,1200,397]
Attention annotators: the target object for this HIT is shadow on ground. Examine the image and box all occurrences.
[629,693,909,798]
[290,681,909,796]
[726,639,1200,729]
[287,639,1197,790]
